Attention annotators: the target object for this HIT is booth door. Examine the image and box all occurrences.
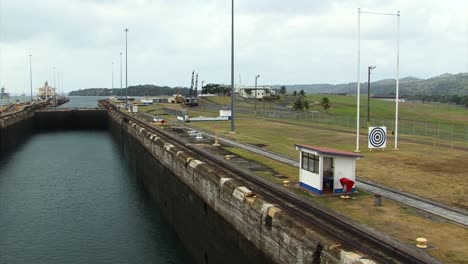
[322,157,334,194]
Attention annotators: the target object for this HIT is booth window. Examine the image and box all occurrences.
[302,152,319,173]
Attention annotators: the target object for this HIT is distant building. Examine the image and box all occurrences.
[236,86,275,99]
[38,81,57,99]
[371,94,405,102]
[0,87,9,99]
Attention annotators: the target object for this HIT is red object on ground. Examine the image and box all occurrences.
[339,177,355,193]
[161,119,166,125]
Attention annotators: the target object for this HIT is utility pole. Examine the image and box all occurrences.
[194,74,198,98]
[120,52,123,98]
[124,28,129,110]
[367,66,376,125]
[255,74,260,113]
[29,55,33,102]
[355,8,361,152]
[230,0,235,132]
[112,62,114,90]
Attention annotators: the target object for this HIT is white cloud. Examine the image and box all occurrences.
[0,0,466,93]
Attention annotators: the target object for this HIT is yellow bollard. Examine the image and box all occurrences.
[416,237,428,249]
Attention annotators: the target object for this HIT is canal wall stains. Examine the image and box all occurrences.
[107,108,350,264]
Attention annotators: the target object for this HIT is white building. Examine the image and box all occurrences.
[236,86,275,99]
[295,144,363,195]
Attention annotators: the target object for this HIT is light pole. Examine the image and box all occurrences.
[254,74,260,113]
[29,55,33,102]
[112,61,114,90]
[120,52,123,98]
[124,28,129,110]
[367,66,376,125]
[230,0,235,132]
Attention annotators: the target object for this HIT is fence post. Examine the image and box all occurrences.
[451,125,454,149]
[465,126,468,143]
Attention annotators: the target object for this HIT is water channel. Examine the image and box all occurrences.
[0,97,194,263]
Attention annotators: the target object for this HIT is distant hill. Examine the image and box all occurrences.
[279,72,468,97]
[69,85,189,96]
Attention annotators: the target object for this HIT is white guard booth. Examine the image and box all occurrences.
[295,144,363,195]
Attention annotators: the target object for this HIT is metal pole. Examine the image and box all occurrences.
[255,74,260,114]
[29,55,33,101]
[367,66,370,125]
[367,66,375,125]
[112,62,114,90]
[230,0,235,132]
[61,72,64,95]
[355,8,361,152]
[120,52,123,98]
[125,28,129,110]
[394,11,400,150]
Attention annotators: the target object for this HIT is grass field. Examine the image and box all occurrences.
[138,99,468,263]
[305,94,468,126]
[139,97,468,208]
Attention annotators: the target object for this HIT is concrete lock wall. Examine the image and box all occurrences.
[0,109,36,156]
[0,107,108,157]
[107,109,351,264]
[34,109,108,130]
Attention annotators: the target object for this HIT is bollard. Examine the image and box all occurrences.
[416,237,428,248]
[374,194,382,206]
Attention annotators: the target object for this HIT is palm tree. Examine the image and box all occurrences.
[299,89,306,98]
[320,97,331,110]
[303,101,310,112]
[279,85,287,95]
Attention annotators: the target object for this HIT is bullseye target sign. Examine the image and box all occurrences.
[368,126,387,149]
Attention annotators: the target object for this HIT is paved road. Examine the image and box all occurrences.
[197,129,468,227]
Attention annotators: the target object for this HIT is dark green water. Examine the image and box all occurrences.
[0,131,194,263]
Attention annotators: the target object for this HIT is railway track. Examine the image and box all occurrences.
[102,101,440,264]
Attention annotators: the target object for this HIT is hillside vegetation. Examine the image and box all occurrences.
[282,72,468,98]
[69,85,189,96]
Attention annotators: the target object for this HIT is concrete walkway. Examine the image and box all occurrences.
[198,129,468,227]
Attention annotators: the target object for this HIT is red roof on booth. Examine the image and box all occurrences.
[295,144,363,158]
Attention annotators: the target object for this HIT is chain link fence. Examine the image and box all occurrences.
[200,102,468,143]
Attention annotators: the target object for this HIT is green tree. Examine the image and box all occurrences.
[299,89,306,98]
[279,85,287,95]
[320,97,331,110]
[293,90,298,97]
[292,97,304,111]
[303,100,310,112]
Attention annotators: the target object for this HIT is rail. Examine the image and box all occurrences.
[100,99,440,264]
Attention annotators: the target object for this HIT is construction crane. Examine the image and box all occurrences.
[185,71,199,107]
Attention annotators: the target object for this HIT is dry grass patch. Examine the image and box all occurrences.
[188,117,468,208]
[224,143,468,263]
[317,193,468,263]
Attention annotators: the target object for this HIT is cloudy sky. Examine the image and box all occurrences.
[0,0,466,94]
